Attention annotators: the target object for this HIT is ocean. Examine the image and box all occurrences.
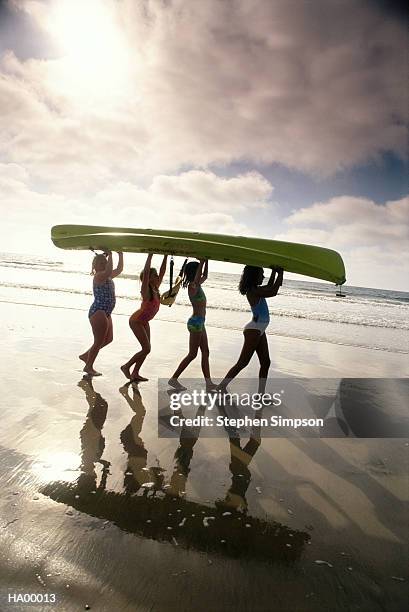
[1,252,408,355]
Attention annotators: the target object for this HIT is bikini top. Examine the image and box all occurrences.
[251,297,269,323]
[189,284,206,303]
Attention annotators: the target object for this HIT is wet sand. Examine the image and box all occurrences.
[1,301,408,611]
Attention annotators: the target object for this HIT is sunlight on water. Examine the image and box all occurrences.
[32,451,80,484]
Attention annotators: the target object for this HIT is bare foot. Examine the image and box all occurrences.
[131,374,149,382]
[79,353,87,363]
[83,366,102,377]
[121,364,131,379]
[168,378,187,391]
[119,384,131,397]
[205,381,217,392]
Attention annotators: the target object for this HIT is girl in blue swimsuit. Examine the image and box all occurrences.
[168,259,215,391]
[79,251,123,376]
[218,266,283,393]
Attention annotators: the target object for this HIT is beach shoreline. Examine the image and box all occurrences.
[1,301,408,611]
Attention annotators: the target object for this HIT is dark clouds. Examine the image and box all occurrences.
[368,0,409,21]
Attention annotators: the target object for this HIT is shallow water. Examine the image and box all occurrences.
[1,251,408,354]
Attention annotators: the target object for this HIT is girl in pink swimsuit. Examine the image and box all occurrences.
[121,254,167,382]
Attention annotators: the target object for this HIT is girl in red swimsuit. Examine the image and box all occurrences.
[121,253,167,382]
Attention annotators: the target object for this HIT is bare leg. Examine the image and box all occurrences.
[121,322,151,381]
[130,322,151,380]
[83,311,109,375]
[255,333,271,394]
[199,328,215,390]
[103,315,113,347]
[168,332,201,389]
[80,315,113,363]
[218,330,261,390]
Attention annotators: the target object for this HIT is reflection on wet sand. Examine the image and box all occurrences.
[165,400,207,498]
[40,382,309,564]
[119,384,165,495]
[216,438,261,513]
[77,378,110,493]
[214,399,262,513]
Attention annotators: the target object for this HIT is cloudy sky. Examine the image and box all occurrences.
[0,0,408,289]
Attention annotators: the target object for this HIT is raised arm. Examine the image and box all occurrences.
[158,255,168,285]
[200,259,208,283]
[112,252,124,278]
[254,267,283,298]
[141,254,153,300]
[194,259,205,285]
[94,251,113,284]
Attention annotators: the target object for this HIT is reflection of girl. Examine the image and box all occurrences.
[165,404,206,498]
[121,254,167,382]
[219,266,283,393]
[80,251,123,376]
[77,378,110,492]
[215,437,260,512]
[119,384,165,495]
[168,259,214,391]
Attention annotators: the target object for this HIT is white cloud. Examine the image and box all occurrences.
[2,160,408,289]
[283,196,409,249]
[149,170,271,211]
[276,196,409,290]
[0,165,266,254]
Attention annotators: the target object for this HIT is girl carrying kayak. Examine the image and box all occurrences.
[168,259,215,391]
[80,251,123,376]
[121,254,167,382]
[218,266,283,393]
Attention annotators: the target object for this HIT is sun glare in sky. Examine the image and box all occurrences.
[45,0,132,103]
